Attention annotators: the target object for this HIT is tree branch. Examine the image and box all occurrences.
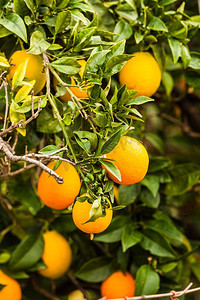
[98,283,200,300]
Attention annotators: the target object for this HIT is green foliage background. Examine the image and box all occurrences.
[0,0,200,299]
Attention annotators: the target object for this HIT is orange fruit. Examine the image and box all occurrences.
[102,135,149,185]
[7,50,46,95]
[113,185,120,204]
[38,161,81,210]
[54,60,90,102]
[119,52,161,97]
[38,230,72,279]
[72,196,113,234]
[0,269,22,300]
[100,271,135,299]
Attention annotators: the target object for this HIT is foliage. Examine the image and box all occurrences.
[0,0,200,299]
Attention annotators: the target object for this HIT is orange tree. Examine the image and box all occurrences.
[0,0,200,299]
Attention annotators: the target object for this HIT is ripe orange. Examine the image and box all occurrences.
[72,196,113,234]
[100,271,135,299]
[37,161,81,210]
[119,52,161,97]
[7,50,46,95]
[38,230,72,279]
[0,269,22,300]
[102,135,149,185]
[54,60,90,102]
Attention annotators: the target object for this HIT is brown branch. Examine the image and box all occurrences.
[98,283,200,300]
[31,274,59,300]
[0,163,35,178]
[67,272,94,300]
[0,137,64,183]
[0,103,42,137]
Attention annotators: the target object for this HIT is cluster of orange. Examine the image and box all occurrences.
[1,50,161,300]
[0,266,135,300]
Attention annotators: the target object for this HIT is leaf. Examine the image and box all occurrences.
[122,224,142,252]
[74,27,96,52]
[75,257,116,283]
[189,52,200,70]
[126,96,154,106]
[101,130,122,154]
[181,44,191,69]
[118,184,141,206]
[10,101,26,136]
[165,164,200,196]
[144,219,183,242]
[148,16,168,32]
[36,108,62,133]
[168,38,181,64]
[105,54,133,76]
[27,30,50,55]
[74,131,98,151]
[100,158,121,183]
[9,231,44,271]
[0,56,10,68]
[14,80,36,103]
[51,57,81,75]
[148,157,171,172]
[55,11,71,35]
[191,262,200,282]
[162,71,174,97]
[11,58,29,90]
[145,132,164,154]
[141,175,160,197]
[38,145,60,155]
[140,188,160,208]
[0,13,27,42]
[94,216,129,243]
[159,0,177,5]
[114,19,133,42]
[141,229,176,258]
[135,265,160,296]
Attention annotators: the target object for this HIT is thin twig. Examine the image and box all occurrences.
[67,272,94,300]
[3,80,9,131]
[0,137,64,183]
[98,283,200,300]
[0,104,42,137]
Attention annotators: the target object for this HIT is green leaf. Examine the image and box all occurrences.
[0,284,6,291]
[14,0,30,18]
[94,216,129,243]
[135,265,160,296]
[105,54,133,76]
[191,262,200,282]
[36,108,62,133]
[168,38,181,64]
[141,175,160,197]
[144,219,183,242]
[162,71,174,97]
[0,13,27,42]
[159,262,178,273]
[118,184,141,206]
[189,52,200,70]
[122,224,142,252]
[148,157,171,172]
[159,0,177,5]
[141,229,176,258]
[55,11,71,35]
[181,45,191,69]
[84,49,110,76]
[0,25,11,38]
[145,132,164,154]
[14,80,36,103]
[51,57,81,75]
[9,232,44,271]
[101,130,122,155]
[38,145,60,155]
[127,96,154,106]
[74,131,98,151]
[140,188,160,208]
[75,257,115,283]
[100,159,121,183]
[24,0,35,14]
[0,252,11,263]
[0,56,10,68]
[113,19,133,42]
[10,101,26,136]
[148,17,168,32]
[165,164,200,196]
[74,27,96,52]
[27,30,50,55]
